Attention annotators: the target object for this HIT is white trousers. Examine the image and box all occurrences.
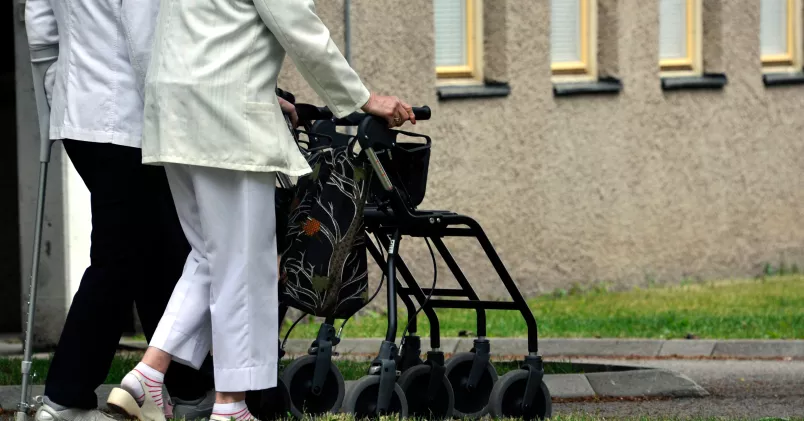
[150,164,279,392]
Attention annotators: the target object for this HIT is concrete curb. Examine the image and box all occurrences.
[6,338,804,359]
[279,338,804,359]
[583,369,708,398]
[0,365,707,411]
[5,338,802,359]
[0,342,21,357]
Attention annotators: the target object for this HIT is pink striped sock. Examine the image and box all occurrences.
[212,401,254,421]
[121,363,166,409]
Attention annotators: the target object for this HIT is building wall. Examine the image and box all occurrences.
[280,0,804,298]
[12,0,804,344]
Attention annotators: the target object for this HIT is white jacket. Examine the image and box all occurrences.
[141,0,371,175]
[25,0,159,147]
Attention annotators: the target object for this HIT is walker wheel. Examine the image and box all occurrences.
[444,352,498,418]
[397,364,454,419]
[341,375,409,419]
[489,369,552,420]
[281,355,345,418]
[245,378,291,421]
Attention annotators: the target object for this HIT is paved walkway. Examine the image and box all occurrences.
[553,357,804,418]
[4,337,803,418]
[3,359,802,418]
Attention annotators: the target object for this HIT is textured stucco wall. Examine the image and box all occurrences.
[279,0,804,299]
[13,0,803,344]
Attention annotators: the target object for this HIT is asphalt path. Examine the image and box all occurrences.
[552,357,804,418]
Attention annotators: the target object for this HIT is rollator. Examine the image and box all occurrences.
[269,96,553,420]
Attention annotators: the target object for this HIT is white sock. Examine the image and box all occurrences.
[121,362,166,408]
[212,401,254,421]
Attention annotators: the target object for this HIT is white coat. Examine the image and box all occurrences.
[25,0,159,147]
[142,0,371,176]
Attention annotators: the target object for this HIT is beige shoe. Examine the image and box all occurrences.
[106,370,166,421]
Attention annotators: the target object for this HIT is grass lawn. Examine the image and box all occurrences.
[0,355,583,386]
[285,275,804,340]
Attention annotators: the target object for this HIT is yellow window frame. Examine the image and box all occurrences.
[436,0,483,80]
[762,0,799,67]
[659,0,701,72]
[551,0,595,76]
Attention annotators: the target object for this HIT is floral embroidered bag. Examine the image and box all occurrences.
[278,145,373,319]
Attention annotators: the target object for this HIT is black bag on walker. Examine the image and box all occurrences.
[278,145,373,319]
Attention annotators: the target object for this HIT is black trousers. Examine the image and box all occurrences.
[45,140,214,409]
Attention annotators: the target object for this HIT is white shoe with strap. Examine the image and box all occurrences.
[106,369,166,421]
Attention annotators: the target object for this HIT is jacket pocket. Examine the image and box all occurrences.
[243,101,287,168]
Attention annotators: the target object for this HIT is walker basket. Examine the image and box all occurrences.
[373,137,431,209]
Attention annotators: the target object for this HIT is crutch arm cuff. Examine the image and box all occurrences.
[30,44,59,63]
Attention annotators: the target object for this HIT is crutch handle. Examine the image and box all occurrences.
[30,44,59,163]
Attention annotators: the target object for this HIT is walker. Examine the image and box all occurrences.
[270,97,553,420]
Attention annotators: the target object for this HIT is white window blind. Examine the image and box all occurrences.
[761,0,789,57]
[659,0,688,60]
[551,0,582,63]
[435,0,468,67]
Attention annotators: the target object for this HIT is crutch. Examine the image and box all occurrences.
[17,43,59,421]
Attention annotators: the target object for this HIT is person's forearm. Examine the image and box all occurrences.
[254,0,370,118]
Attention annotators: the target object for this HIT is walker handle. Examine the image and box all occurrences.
[295,104,431,125]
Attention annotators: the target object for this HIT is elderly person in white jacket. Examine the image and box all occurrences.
[24,0,219,420]
[103,0,415,419]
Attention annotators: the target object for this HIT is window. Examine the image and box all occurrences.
[659,0,701,73]
[551,0,595,77]
[761,0,800,68]
[434,0,483,80]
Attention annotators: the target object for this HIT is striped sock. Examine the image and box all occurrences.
[121,362,166,409]
[212,401,255,421]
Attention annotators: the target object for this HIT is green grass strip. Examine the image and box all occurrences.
[287,276,804,340]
